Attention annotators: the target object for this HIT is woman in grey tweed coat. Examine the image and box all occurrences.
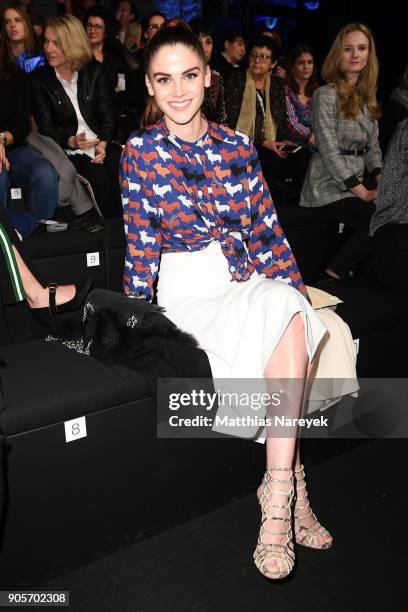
[300,23,382,280]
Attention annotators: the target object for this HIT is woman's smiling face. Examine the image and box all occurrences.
[145,43,211,133]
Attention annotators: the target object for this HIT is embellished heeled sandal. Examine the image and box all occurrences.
[293,464,333,550]
[253,466,295,580]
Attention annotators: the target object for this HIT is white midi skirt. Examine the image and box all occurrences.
[157,241,358,434]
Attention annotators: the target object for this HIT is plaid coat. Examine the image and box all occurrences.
[300,84,382,207]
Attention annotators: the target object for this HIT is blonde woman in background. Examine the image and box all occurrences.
[31,14,123,217]
[300,23,382,282]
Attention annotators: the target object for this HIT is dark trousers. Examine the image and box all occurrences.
[373,223,408,294]
[322,197,375,278]
[257,146,312,205]
[68,143,123,218]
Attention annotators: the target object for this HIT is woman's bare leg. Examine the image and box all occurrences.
[256,312,308,577]
[12,245,75,308]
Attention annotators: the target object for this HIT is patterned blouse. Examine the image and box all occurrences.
[284,84,312,144]
[120,117,306,301]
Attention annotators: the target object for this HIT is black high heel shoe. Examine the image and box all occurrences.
[31,278,93,324]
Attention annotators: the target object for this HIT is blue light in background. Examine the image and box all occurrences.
[303,1,320,10]
[254,15,280,29]
[156,0,202,20]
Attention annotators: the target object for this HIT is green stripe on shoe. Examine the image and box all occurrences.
[0,222,26,302]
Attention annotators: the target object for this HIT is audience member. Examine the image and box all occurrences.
[115,0,137,44]
[225,35,293,202]
[283,43,319,192]
[260,27,286,78]
[211,29,246,85]
[190,18,227,124]
[370,117,408,294]
[31,15,122,218]
[0,33,58,220]
[141,11,166,48]
[285,44,318,145]
[1,2,45,73]
[380,63,408,151]
[84,5,142,142]
[300,23,382,281]
[124,19,141,51]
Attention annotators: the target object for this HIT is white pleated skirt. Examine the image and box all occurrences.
[157,241,358,434]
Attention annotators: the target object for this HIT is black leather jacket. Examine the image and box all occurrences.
[30,61,115,149]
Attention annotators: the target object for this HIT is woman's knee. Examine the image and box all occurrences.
[29,158,58,189]
[287,311,305,338]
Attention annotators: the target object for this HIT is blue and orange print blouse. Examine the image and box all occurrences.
[120,117,307,301]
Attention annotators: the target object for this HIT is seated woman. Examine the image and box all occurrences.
[0,33,58,220]
[283,43,319,192]
[370,117,408,294]
[122,25,358,581]
[225,34,294,203]
[84,6,143,143]
[285,44,318,146]
[300,23,382,281]
[1,2,45,74]
[30,14,122,218]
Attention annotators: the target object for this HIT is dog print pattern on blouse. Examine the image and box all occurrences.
[120,117,306,301]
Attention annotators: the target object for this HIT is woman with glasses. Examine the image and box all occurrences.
[84,6,142,142]
[225,35,294,203]
[140,11,166,49]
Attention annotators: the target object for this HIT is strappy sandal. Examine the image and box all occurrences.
[253,466,295,580]
[293,464,333,550]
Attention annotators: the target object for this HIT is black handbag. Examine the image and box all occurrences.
[49,288,199,366]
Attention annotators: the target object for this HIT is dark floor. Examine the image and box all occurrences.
[41,438,406,612]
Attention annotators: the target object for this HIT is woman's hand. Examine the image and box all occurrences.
[263,140,288,158]
[350,183,377,202]
[92,141,107,164]
[0,142,10,172]
[308,133,316,146]
[274,66,287,79]
[68,132,100,151]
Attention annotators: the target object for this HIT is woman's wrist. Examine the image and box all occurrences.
[67,135,77,149]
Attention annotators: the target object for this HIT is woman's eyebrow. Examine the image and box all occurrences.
[153,66,201,78]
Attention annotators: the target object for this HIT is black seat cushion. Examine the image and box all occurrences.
[21,226,106,261]
[0,339,151,436]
